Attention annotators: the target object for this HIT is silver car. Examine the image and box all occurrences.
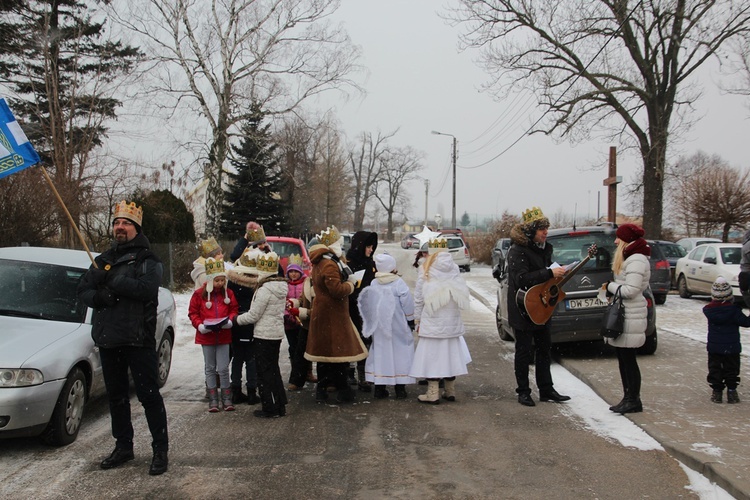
[0,247,176,446]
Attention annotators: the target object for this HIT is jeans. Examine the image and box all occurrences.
[514,326,553,395]
[202,344,230,389]
[99,346,168,453]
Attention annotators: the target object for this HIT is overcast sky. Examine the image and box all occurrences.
[313,0,750,227]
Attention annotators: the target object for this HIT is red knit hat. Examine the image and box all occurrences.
[616,223,645,243]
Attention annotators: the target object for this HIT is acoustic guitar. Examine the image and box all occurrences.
[516,244,598,325]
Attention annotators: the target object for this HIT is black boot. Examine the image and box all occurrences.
[616,397,643,414]
[231,385,248,404]
[395,384,408,399]
[609,389,629,412]
[315,383,328,403]
[373,385,390,399]
[347,366,357,386]
[246,387,260,405]
[357,364,372,392]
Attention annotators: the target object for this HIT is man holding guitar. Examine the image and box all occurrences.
[507,207,571,407]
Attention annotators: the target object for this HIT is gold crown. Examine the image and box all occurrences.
[522,206,546,225]
[198,237,221,258]
[317,225,341,247]
[246,225,266,244]
[238,247,259,268]
[204,257,226,277]
[287,253,304,268]
[428,237,448,249]
[113,200,143,226]
[257,252,279,275]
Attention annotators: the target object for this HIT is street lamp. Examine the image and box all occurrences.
[435,213,442,230]
[431,130,457,229]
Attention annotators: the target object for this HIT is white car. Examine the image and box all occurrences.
[0,247,176,446]
[675,243,742,300]
[675,237,721,253]
[420,235,471,271]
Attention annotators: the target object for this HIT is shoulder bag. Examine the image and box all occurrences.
[601,286,625,339]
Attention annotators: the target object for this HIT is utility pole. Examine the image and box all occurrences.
[451,136,457,229]
[423,179,429,227]
[602,146,622,223]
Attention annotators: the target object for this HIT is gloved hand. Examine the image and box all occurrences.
[407,319,415,331]
[287,298,300,308]
[89,268,108,286]
[221,319,233,329]
[198,324,211,334]
[288,307,300,317]
[93,288,117,308]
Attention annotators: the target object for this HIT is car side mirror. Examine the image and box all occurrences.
[704,257,717,265]
[492,264,505,283]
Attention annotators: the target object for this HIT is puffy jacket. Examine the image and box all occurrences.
[285,277,305,330]
[703,301,749,354]
[605,253,650,348]
[506,224,554,331]
[414,252,469,339]
[188,285,239,345]
[236,276,288,341]
[77,233,162,349]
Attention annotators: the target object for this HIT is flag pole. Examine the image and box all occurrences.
[39,165,98,268]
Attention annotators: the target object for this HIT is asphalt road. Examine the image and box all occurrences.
[0,244,702,499]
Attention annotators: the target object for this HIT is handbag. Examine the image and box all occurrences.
[600,286,625,339]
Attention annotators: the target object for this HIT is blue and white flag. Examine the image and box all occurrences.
[0,98,40,180]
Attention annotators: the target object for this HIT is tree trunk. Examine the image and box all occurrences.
[642,129,666,239]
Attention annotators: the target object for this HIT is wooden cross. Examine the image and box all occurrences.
[602,146,622,223]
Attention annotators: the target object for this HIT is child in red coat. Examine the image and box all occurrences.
[189,258,239,412]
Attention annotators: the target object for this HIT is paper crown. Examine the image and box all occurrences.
[317,225,342,247]
[239,247,259,269]
[257,252,279,275]
[113,200,143,226]
[246,225,266,245]
[522,206,547,226]
[198,237,221,258]
[287,253,304,268]
[428,237,448,254]
[204,257,226,278]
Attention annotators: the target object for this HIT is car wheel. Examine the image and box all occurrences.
[677,275,691,299]
[637,330,658,355]
[463,264,471,272]
[654,294,667,305]
[157,334,173,388]
[496,305,514,341]
[41,367,86,446]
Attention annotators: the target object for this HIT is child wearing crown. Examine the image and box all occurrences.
[236,252,289,418]
[283,255,313,391]
[188,258,240,412]
[191,237,225,290]
[408,238,472,404]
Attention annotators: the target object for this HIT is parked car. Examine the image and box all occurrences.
[649,240,687,289]
[676,237,721,253]
[420,234,471,271]
[646,240,672,305]
[491,237,511,269]
[0,247,176,446]
[265,236,312,276]
[401,233,419,249]
[675,243,743,301]
[493,225,657,354]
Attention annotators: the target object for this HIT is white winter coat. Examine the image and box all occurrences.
[236,277,287,341]
[414,252,470,339]
[605,253,650,348]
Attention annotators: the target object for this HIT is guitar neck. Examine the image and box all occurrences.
[557,255,591,287]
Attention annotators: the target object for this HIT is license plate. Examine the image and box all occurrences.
[566,297,607,310]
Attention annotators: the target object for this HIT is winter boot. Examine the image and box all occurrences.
[609,390,629,412]
[373,385,390,399]
[727,389,740,404]
[315,383,329,403]
[442,379,456,402]
[221,388,235,411]
[246,386,260,405]
[231,385,248,404]
[208,388,220,413]
[615,396,643,414]
[711,390,723,403]
[337,386,356,403]
[347,366,357,386]
[357,363,372,392]
[306,370,318,383]
[395,384,408,399]
[418,380,440,404]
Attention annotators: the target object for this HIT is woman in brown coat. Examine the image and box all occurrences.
[304,226,368,403]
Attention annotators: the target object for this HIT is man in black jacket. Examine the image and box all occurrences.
[77,201,169,475]
[507,207,570,407]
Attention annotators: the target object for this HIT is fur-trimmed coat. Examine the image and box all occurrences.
[236,276,288,341]
[506,224,555,331]
[304,246,368,363]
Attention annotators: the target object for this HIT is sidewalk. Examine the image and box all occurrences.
[469,286,750,500]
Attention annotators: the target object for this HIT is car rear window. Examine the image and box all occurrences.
[721,247,741,265]
[548,231,615,270]
[446,238,465,250]
[661,243,686,259]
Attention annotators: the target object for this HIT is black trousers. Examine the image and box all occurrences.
[707,352,741,391]
[317,362,349,391]
[615,347,641,398]
[514,326,553,395]
[231,337,257,391]
[99,346,168,453]
[254,338,288,412]
[287,326,311,386]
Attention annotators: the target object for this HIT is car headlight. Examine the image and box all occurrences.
[0,369,44,387]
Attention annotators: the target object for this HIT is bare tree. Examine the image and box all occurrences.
[671,151,750,241]
[373,146,424,241]
[348,130,397,231]
[113,0,362,235]
[451,0,750,238]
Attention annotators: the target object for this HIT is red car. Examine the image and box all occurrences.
[265,236,312,276]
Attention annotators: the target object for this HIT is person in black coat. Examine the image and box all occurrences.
[506,207,570,407]
[345,230,378,391]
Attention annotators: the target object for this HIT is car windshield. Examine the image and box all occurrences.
[721,247,741,265]
[548,232,615,270]
[0,259,87,323]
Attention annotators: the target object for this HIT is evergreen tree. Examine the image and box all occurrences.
[0,0,141,246]
[132,189,196,244]
[220,106,289,237]
[460,212,471,227]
